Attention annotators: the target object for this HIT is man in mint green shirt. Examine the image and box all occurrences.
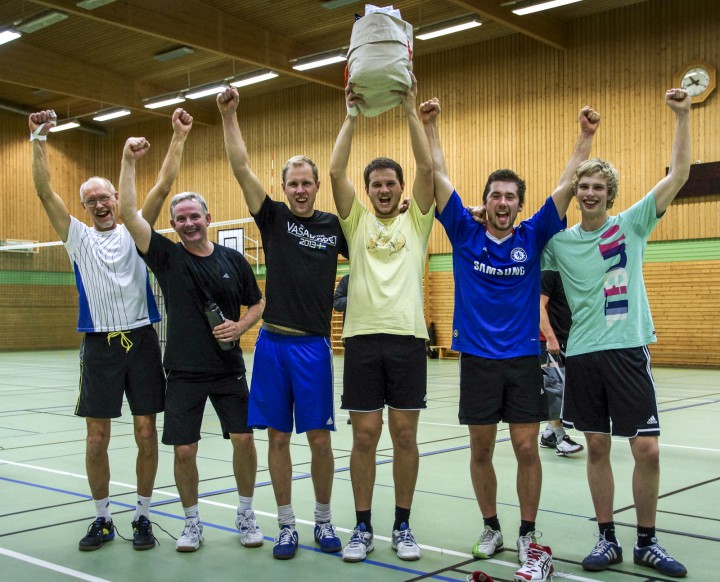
[542,88,691,578]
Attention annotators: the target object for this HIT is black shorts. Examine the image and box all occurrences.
[563,346,660,437]
[163,370,252,446]
[341,334,427,411]
[459,354,546,425]
[75,325,165,418]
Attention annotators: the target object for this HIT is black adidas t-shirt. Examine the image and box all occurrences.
[253,197,347,337]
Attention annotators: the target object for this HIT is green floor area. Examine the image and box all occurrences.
[0,351,717,580]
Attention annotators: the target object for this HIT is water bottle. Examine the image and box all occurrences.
[204,301,235,351]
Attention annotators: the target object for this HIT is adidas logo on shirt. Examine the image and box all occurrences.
[223,273,230,279]
[647,415,658,425]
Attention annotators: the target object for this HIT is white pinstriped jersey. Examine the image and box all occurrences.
[64,217,160,332]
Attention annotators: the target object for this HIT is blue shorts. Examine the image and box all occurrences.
[248,329,336,434]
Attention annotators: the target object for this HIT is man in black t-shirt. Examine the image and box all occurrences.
[218,87,347,559]
[118,137,266,554]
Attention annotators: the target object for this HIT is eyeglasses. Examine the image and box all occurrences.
[82,194,114,207]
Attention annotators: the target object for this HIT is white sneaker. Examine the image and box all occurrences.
[556,435,584,456]
[472,525,504,559]
[342,523,374,562]
[235,509,264,547]
[514,543,554,581]
[391,522,421,561]
[176,520,204,552]
[517,531,538,564]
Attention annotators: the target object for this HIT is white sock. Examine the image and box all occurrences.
[277,504,295,528]
[553,425,567,440]
[94,497,112,521]
[183,504,199,523]
[314,501,332,524]
[238,495,253,515]
[134,495,152,521]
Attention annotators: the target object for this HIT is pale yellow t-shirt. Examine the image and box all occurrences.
[340,196,435,339]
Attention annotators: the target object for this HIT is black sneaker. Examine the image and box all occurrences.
[79,517,115,551]
[539,432,557,449]
[132,515,156,550]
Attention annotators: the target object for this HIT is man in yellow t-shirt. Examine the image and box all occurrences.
[329,74,434,564]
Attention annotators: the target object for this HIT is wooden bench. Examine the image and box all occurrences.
[429,346,460,359]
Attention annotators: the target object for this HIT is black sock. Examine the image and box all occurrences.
[356,510,372,534]
[637,525,655,548]
[519,520,536,537]
[393,506,411,532]
[483,514,501,531]
[598,521,617,544]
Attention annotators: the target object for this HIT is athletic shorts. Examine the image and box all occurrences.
[75,325,164,418]
[341,334,427,411]
[162,370,252,446]
[248,329,336,434]
[563,346,660,437]
[459,354,546,425]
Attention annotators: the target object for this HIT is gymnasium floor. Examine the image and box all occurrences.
[0,350,717,581]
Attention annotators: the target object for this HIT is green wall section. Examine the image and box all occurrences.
[428,238,720,272]
[1,239,717,284]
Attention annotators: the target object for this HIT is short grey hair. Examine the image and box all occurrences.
[79,177,116,200]
[169,192,209,219]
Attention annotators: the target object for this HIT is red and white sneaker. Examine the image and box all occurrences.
[514,543,554,582]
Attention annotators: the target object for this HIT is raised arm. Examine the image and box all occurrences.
[550,106,601,218]
[653,89,691,215]
[420,98,453,214]
[329,85,361,219]
[217,87,268,215]
[118,137,153,254]
[398,74,434,214]
[29,111,71,241]
[141,108,193,226]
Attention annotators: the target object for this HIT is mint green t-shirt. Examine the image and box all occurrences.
[542,192,661,356]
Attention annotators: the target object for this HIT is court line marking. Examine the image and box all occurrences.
[0,547,111,582]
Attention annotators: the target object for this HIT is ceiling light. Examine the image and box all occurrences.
[50,119,81,132]
[416,16,481,40]
[321,0,359,9]
[292,51,346,72]
[16,10,69,33]
[0,29,21,46]
[512,0,582,16]
[93,108,131,121]
[185,82,228,100]
[230,70,279,88]
[143,93,186,109]
[76,0,117,9]
[154,46,194,62]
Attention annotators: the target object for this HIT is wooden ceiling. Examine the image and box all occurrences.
[0,0,649,131]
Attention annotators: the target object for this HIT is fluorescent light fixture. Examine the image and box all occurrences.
[92,108,131,121]
[154,46,194,62]
[185,82,228,100]
[0,29,21,46]
[512,0,582,16]
[230,70,279,88]
[50,119,81,133]
[76,0,117,9]
[321,0,359,9]
[292,52,346,72]
[16,11,69,33]
[144,93,186,109]
[416,16,481,40]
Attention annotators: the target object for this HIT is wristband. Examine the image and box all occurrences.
[29,111,57,141]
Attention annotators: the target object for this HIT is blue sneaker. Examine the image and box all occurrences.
[314,522,341,553]
[78,517,115,551]
[581,534,622,571]
[273,526,299,560]
[633,538,687,577]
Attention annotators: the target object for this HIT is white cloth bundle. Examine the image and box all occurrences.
[346,7,413,117]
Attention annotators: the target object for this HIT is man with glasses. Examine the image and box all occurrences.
[28,108,192,552]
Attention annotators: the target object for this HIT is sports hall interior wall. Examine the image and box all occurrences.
[0,0,718,364]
